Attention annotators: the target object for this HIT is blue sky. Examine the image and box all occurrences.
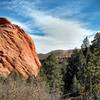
[0,0,100,53]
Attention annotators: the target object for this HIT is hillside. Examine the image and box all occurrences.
[38,49,73,60]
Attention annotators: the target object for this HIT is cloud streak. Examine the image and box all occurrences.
[28,9,94,53]
[2,0,95,53]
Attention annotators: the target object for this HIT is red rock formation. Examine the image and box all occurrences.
[0,18,11,25]
[0,18,41,78]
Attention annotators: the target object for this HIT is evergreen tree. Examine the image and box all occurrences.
[64,48,81,93]
[78,35,99,96]
[77,37,92,91]
[90,32,100,95]
[40,55,64,94]
[81,36,90,49]
[72,75,81,93]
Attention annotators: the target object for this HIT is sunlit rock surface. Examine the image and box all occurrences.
[0,18,41,78]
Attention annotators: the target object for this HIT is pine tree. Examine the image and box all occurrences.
[78,35,99,96]
[77,37,92,92]
[64,48,81,94]
[72,75,81,93]
[40,55,64,94]
[90,32,100,95]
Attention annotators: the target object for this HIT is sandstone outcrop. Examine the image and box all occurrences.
[0,18,41,78]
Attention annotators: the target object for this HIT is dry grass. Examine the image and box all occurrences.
[0,71,52,100]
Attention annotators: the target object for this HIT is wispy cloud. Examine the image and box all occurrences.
[28,9,94,53]
[1,0,96,53]
[33,12,92,52]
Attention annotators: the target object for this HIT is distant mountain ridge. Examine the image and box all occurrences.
[38,49,73,60]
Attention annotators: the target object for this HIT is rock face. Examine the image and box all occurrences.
[0,18,41,78]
